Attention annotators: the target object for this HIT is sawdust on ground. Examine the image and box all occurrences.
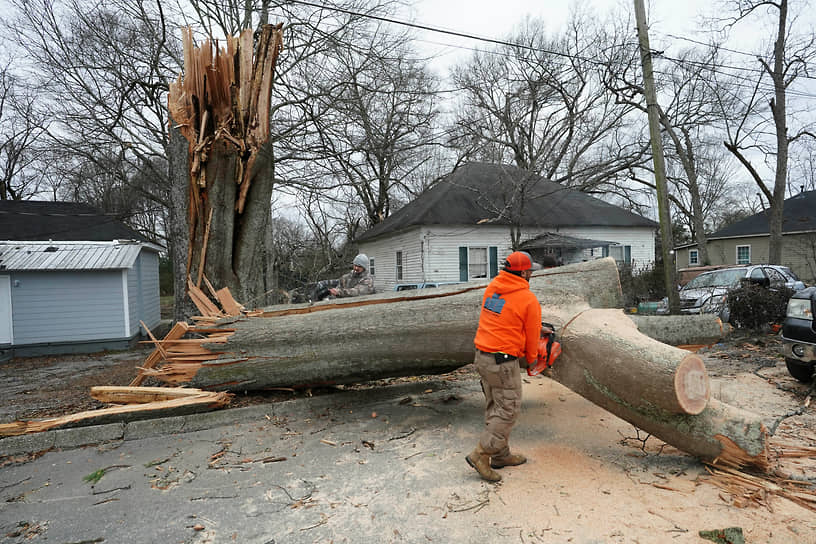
[1,330,815,542]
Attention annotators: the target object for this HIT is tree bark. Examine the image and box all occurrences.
[140,258,768,467]
[168,125,197,322]
[628,314,728,347]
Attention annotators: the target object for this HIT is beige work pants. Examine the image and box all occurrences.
[474,350,522,456]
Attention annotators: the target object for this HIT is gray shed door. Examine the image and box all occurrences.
[0,276,11,344]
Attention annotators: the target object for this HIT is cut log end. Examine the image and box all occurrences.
[673,353,710,415]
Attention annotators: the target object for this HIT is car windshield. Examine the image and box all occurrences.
[684,268,748,289]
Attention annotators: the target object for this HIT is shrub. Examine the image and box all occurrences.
[618,262,667,307]
[726,282,792,330]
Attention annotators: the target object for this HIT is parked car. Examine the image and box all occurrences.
[781,286,816,382]
[657,264,806,321]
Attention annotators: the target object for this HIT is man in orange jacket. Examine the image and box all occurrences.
[466,251,542,482]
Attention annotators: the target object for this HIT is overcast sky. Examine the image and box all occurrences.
[400,0,720,74]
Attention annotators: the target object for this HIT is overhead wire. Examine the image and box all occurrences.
[283,0,816,100]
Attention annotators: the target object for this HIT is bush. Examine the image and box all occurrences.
[618,262,667,307]
[726,282,792,330]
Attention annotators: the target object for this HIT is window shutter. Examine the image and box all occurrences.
[624,245,632,263]
[489,246,498,277]
[459,246,468,281]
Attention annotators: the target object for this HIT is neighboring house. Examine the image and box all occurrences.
[0,200,163,356]
[355,162,658,291]
[674,190,816,284]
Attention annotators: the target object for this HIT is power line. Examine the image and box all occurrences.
[285,0,816,100]
[286,0,571,58]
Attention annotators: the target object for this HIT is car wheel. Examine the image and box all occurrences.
[785,358,814,383]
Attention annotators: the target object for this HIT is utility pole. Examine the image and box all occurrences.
[633,0,679,314]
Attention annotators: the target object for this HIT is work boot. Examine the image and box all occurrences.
[466,445,502,482]
[490,452,527,469]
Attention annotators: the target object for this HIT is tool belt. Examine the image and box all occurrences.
[479,349,517,364]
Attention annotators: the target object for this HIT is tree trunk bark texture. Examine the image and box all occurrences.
[141,258,767,467]
[628,314,728,347]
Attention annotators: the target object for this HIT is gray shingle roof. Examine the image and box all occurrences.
[356,162,657,242]
[709,190,816,239]
[0,200,149,242]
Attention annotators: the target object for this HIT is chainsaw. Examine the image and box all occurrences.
[527,322,562,376]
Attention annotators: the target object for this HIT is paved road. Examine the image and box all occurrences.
[2,371,814,544]
[1,377,508,544]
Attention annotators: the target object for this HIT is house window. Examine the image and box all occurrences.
[395,251,403,281]
[608,245,632,264]
[368,257,375,276]
[736,245,751,265]
[689,249,699,266]
[459,246,498,281]
[469,247,488,279]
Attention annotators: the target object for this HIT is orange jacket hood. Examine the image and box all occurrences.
[474,271,542,363]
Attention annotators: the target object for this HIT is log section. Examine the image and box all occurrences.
[628,314,729,347]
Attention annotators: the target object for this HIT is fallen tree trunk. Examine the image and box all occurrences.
[138,258,767,467]
[141,260,624,391]
[549,307,768,468]
[628,314,729,347]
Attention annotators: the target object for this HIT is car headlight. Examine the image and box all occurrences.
[787,298,813,320]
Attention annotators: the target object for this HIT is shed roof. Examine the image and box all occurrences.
[0,200,150,242]
[519,232,618,250]
[0,241,148,271]
[356,162,657,242]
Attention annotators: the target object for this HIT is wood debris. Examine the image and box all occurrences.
[0,387,231,437]
[128,283,261,386]
[168,24,284,287]
[705,441,816,513]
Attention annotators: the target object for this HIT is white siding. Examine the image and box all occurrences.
[422,225,514,282]
[360,224,656,291]
[358,229,424,291]
[557,226,655,269]
[359,225,516,291]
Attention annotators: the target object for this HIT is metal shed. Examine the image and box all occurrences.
[0,240,162,356]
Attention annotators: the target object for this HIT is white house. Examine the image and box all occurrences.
[356,162,658,291]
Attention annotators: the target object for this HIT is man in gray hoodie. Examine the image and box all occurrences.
[328,254,375,298]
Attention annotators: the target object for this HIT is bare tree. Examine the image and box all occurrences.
[0,64,48,200]
[448,12,649,193]
[296,28,441,229]
[4,0,174,223]
[714,0,816,264]
[606,43,740,265]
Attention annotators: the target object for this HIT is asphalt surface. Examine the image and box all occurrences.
[0,376,513,544]
[2,366,814,544]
